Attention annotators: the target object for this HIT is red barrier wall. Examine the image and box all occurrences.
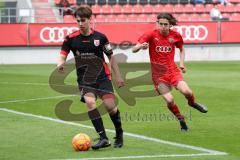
[221,21,240,43]
[0,24,27,46]
[0,22,239,46]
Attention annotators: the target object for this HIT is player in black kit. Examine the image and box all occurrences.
[57,6,124,150]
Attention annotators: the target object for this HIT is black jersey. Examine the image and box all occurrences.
[60,29,113,85]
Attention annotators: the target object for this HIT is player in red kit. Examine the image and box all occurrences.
[132,13,208,131]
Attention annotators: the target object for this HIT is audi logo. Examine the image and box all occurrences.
[39,25,208,43]
[155,46,172,53]
[174,25,208,41]
[40,27,79,43]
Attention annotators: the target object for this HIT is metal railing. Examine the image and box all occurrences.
[0,7,68,23]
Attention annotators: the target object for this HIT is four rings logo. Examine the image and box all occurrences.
[39,25,209,43]
[155,46,172,53]
[174,25,208,41]
[40,27,79,43]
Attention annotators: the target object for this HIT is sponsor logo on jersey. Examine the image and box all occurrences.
[155,46,172,53]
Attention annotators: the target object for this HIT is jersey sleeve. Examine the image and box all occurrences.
[138,31,153,44]
[175,33,184,50]
[60,36,71,57]
[102,35,113,56]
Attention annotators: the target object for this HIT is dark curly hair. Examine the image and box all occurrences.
[73,5,92,19]
[157,13,178,26]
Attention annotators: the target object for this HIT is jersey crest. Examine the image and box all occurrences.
[168,38,174,44]
[94,39,100,46]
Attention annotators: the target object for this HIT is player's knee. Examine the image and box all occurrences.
[162,94,174,104]
[165,97,174,105]
[104,101,117,113]
[182,89,192,97]
[85,100,96,110]
[107,106,118,115]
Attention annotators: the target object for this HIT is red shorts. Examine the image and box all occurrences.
[152,71,183,89]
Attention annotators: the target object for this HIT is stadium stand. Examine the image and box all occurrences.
[147,0,157,4]
[112,4,122,13]
[139,0,148,5]
[143,4,154,13]
[133,4,143,14]
[108,0,117,5]
[129,0,138,5]
[98,0,107,5]
[33,0,57,23]
[1,0,240,23]
[86,0,96,5]
[101,4,112,14]
[76,0,85,5]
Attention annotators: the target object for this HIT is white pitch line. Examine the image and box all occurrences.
[63,153,223,160]
[0,81,49,86]
[0,108,228,157]
[0,81,75,87]
[0,95,77,104]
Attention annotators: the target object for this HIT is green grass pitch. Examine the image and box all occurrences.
[0,62,239,160]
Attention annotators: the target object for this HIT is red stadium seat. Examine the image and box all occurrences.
[222,13,230,18]
[228,0,240,3]
[91,5,101,14]
[224,4,236,13]
[199,13,210,21]
[178,13,189,21]
[68,0,75,5]
[195,4,205,13]
[122,4,133,14]
[162,4,174,13]
[36,17,57,23]
[184,4,194,13]
[153,4,163,13]
[148,14,157,22]
[216,4,225,12]
[174,4,184,13]
[231,13,240,21]
[143,4,153,14]
[63,15,74,23]
[101,5,112,14]
[205,4,214,12]
[235,4,240,12]
[133,4,143,14]
[137,14,148,22]
[190,13,200,21]
[96,14,106,22]
[112,4,122,14]
[55,0,61,4]
[127,14,138,22]
[117,14,127,22]
[105,15,116,22]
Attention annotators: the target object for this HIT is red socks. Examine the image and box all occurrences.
[167,103,184,121]
[185,93,195,106]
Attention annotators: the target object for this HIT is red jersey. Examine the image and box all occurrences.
[138,29,184,87]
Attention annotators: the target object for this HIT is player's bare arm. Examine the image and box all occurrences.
[108,55,125,88]
[57,54,67,72]
[179,47,186,73]
[132,42,149,53]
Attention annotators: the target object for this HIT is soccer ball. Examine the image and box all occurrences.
[72,133,91,151]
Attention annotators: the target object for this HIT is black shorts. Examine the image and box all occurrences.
[78,79,114,103]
